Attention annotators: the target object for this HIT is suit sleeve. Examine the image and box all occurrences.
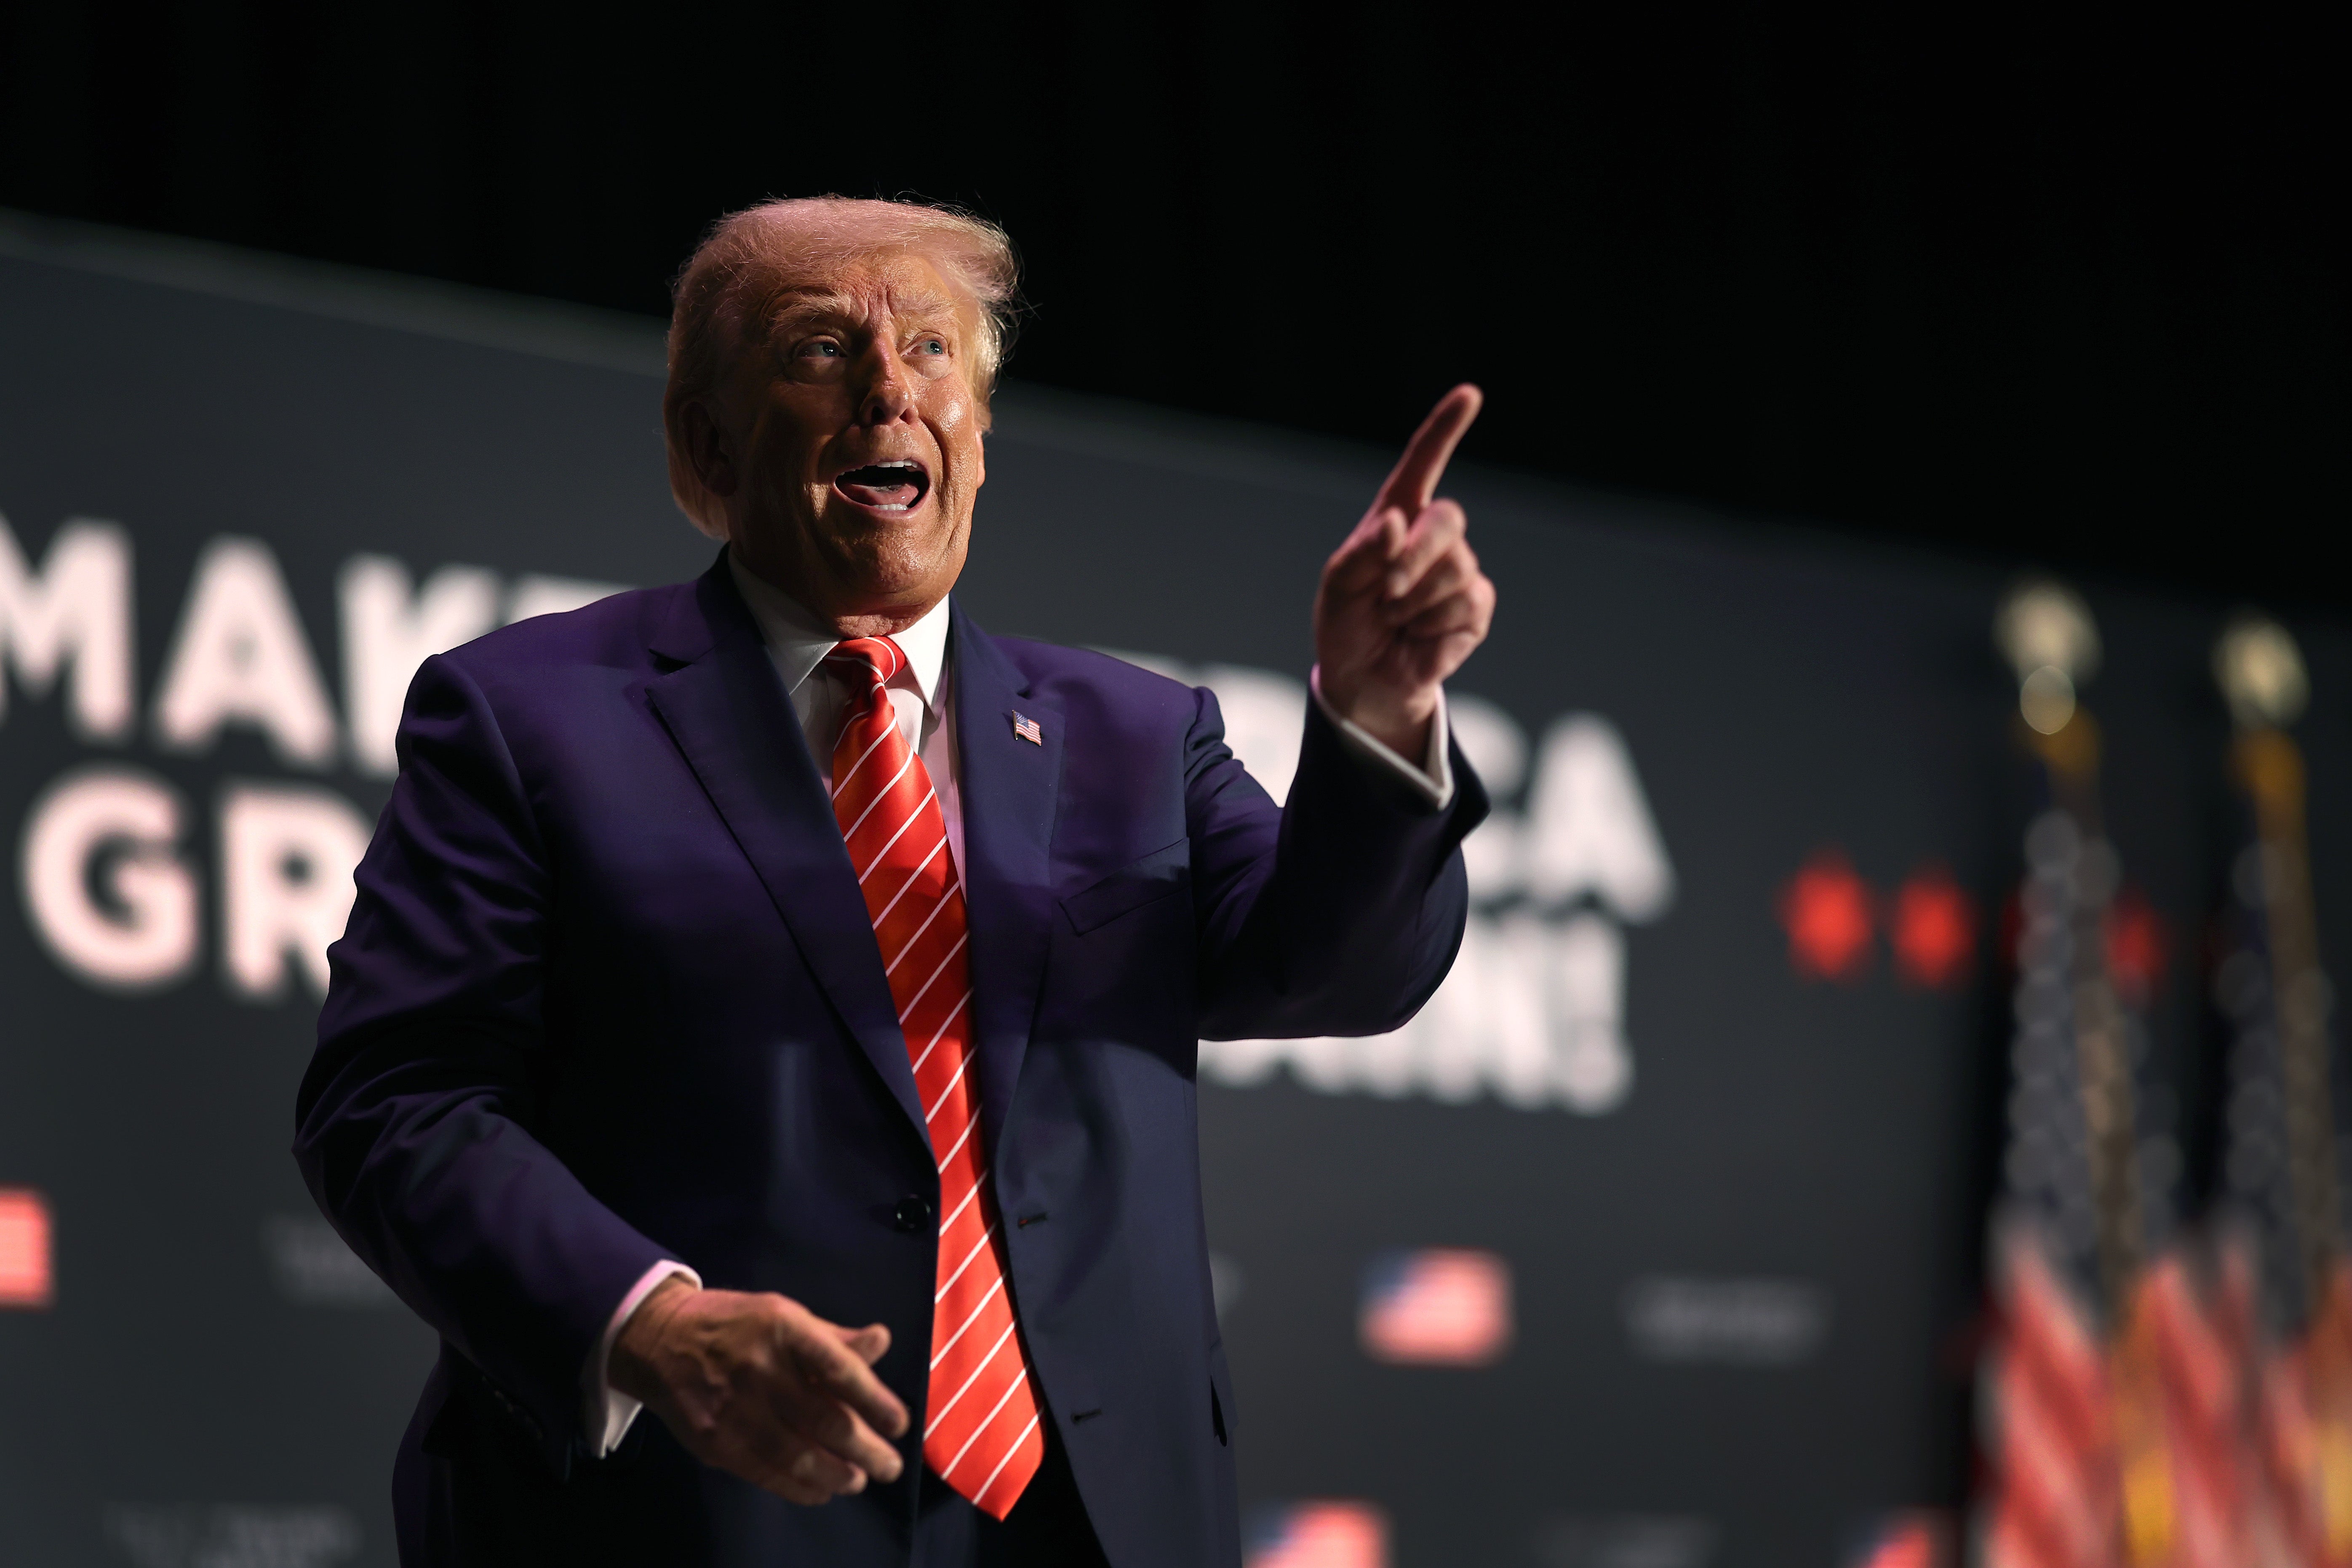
[293,653,669,1474]
[1188,684,1489,1040]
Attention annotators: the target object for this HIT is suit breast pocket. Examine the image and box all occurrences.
[1045,838,1195,1044]
[1059,837,1191,935]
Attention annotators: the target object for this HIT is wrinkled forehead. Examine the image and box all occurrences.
[745,248,975,343]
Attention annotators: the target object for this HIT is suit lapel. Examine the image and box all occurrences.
[950,605,1064,1162]
[643,560,927,1142]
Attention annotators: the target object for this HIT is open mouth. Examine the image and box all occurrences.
[831,460,930,513]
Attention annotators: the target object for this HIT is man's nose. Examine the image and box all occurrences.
[853,344,916,427]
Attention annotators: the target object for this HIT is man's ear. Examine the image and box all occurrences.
[681,400,740,498]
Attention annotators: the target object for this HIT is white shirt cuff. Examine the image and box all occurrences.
[1308,669,1455,810]
[583,1260,701,1458]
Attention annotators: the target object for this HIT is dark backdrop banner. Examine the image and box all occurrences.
[4,214,2348,1568]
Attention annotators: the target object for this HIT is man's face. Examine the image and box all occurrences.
[698,250,986,625]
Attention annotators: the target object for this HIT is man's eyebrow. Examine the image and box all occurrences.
[762,286,964,327]
[885,288,962,320]
[764,288,856,323]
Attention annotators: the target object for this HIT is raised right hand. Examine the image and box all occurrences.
[609,1277,910,1504]
[1313,385,1492,757]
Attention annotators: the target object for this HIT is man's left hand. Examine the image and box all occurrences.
[1313,384,1495,759]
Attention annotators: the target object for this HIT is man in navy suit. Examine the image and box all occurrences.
[296,196,1494,1567]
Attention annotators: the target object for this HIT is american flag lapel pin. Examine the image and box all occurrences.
[1011,711,1043,746]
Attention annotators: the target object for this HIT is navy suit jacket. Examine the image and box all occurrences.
[295,554,1485,1567]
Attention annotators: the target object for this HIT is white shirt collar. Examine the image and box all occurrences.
[727,549,952,713]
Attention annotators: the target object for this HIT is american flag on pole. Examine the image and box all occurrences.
[1357,1248,1512,1368]
[1975,581,2245,1568]
[1981,1227,2120,1568]
[1243,1502,1388,1568]
[2206,615,2352,1567]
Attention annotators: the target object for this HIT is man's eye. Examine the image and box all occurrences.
[918,338,945,355]
[797,340,842,358]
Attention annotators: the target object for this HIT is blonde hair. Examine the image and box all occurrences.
[662,196,1020,538]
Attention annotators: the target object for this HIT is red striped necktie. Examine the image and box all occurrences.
[823,636,1044,1519]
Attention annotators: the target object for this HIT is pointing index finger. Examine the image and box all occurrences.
[1375,384,1484,518]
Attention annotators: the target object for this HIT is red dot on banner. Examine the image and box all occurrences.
[1779,849,1876,982]
[1891,866,1977,991]
[2104,889,2168,1006]
[0,1189,54,1309]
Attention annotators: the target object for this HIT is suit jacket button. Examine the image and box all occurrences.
[894,1195,933,1233]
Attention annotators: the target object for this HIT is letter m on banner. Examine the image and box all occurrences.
[0,513,135,741]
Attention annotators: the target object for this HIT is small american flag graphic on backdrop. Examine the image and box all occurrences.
[0,1188,53,1308]
[1358,1248,1512,1367]
[1847,1512,1949,1568]
[1244,1501,1389,1568]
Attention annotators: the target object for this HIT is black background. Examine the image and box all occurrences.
[2,2,2342,602]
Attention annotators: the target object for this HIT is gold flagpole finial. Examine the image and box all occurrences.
[2214,612,2308,732]
[1995,577,2101,738]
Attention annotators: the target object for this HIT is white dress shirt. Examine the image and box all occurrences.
[581,552,1453,1455]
